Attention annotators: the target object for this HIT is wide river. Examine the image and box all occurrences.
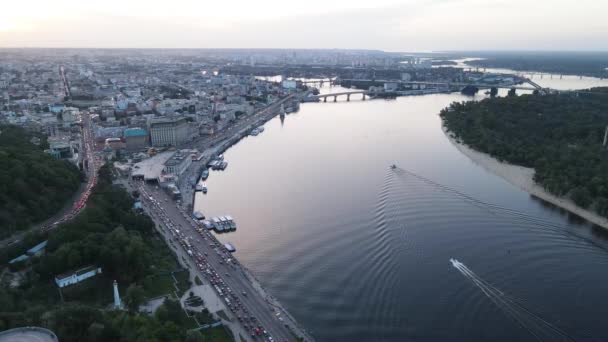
[196,74,608,342]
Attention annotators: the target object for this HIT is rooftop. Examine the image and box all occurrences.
[131,151,174,181]
[55,265,100,281]
[0,327,58,342]
[164,151,190,167]
[150,117,188,128]
[124,127,147,137]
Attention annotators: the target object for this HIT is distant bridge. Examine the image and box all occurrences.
[313,91,369,102]
[339,78,544,91]
[291,78,336,87]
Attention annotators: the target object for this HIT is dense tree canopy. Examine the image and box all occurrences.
[441,88,608,213]
[0,125,81,238]
[462,52,608,78]
[0,164,204,341]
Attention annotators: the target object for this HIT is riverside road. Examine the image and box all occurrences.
[125,180,311,342]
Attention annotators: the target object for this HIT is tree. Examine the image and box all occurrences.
[186,330,204,342]
[440,88,608,217]
[571,187,592,208]
[124,284,146,313]
[159,299,187,326]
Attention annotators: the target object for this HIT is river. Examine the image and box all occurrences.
[195,73,608,341]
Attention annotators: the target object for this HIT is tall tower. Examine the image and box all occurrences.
[113,280,122,309]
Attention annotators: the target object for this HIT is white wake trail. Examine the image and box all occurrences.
[450,259,577,342]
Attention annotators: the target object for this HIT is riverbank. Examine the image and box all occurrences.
[180,93,303,208]
[443,126,608,230]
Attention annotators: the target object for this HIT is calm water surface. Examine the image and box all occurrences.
[196,76,608,341]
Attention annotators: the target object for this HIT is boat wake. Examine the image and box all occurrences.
[390,165,608,254]
[450,258,577,342]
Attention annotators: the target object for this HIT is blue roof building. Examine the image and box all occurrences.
[8,240,48,264]
[124,128,147,137]
[27,241,48,256]
[49,105,64,114]
[9,254,29,264]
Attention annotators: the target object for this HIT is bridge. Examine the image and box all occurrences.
[339,78,544,91]
[313,90,369,102]
[291,78,336,87]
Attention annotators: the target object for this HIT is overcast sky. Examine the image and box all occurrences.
[1,0,606,51]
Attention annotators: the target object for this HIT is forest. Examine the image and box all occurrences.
[461,51,608,78]
[0,125,82,238]
[0,164,222,341]
[440,88,608,215]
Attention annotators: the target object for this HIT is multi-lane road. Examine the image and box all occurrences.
[43,110,99,230]
[129,180,312,342]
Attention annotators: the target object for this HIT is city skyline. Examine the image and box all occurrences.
[1,0,607,51]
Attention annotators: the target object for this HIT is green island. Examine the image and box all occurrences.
[0,163,231,342]
[440,88,608,215]
[0,125,81,239]
[461,51,608,78]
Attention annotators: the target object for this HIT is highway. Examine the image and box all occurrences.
[128,180,311,342]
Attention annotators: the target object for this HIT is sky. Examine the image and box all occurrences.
[0,0,606,51]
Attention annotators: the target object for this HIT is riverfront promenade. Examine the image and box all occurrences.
[121,179,314,342]
[120,93,314,342]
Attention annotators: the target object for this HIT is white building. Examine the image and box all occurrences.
[149,117,190,147]
[55,266,102,288]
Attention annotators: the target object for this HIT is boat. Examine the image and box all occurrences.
[202,220,214,230]
[195,184,204,192]
[192,211,205,220]
[225,215,236,230]
[212,217,224,232]
[219,216,229,230]
[250,128,260,136]
[216,161,228,170]
[202,182,208,194]
[224,242,236,253]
